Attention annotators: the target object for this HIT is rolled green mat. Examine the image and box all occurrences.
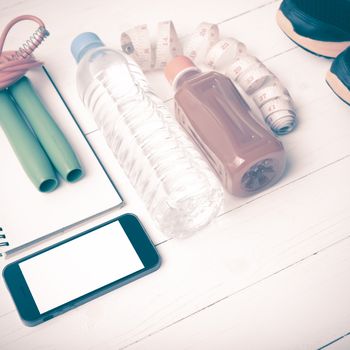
[9,76,83,183]
[0,90,58,192]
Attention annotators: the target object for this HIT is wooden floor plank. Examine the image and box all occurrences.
[1,156,350,349]
[123,237,350,350]
[319,333,350,350]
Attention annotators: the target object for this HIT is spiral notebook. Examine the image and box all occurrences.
[0,67,123,257]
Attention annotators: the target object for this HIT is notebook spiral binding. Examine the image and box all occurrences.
[0,226,9,257]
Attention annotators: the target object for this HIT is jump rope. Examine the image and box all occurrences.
[0,15,82,193]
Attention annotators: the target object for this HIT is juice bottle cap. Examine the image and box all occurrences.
[164,56,198,86]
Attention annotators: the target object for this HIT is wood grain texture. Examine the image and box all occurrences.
[125,237,350,350]
[1,0,350,349]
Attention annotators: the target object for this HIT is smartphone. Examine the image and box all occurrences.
[3,214,160,326]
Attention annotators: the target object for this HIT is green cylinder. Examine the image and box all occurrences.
[9,76,84,183]
[0,90,58,192]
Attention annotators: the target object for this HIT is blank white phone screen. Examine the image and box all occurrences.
[19,221,144,314]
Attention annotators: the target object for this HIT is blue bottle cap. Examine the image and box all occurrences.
[71,32,104,63]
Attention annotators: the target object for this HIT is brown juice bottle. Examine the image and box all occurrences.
[164,56,286,197]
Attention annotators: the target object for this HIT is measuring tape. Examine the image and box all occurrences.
[121,21,183,71]
[183,22,219,63]
[120,21,296,135]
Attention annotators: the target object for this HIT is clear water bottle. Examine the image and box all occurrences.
[71,32,223,238]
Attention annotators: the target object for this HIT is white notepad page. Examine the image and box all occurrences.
[0,67,123,256]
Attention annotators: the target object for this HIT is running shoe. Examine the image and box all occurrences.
[326,47,350,104]
[276,0,350,58]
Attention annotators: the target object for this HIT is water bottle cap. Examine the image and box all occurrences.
[71,32,104,63]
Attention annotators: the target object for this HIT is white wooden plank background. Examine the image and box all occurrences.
[1,0,350,349]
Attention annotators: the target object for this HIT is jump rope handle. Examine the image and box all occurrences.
[0,16,83,192]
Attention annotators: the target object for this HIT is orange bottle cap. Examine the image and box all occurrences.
[164,56,198,86]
